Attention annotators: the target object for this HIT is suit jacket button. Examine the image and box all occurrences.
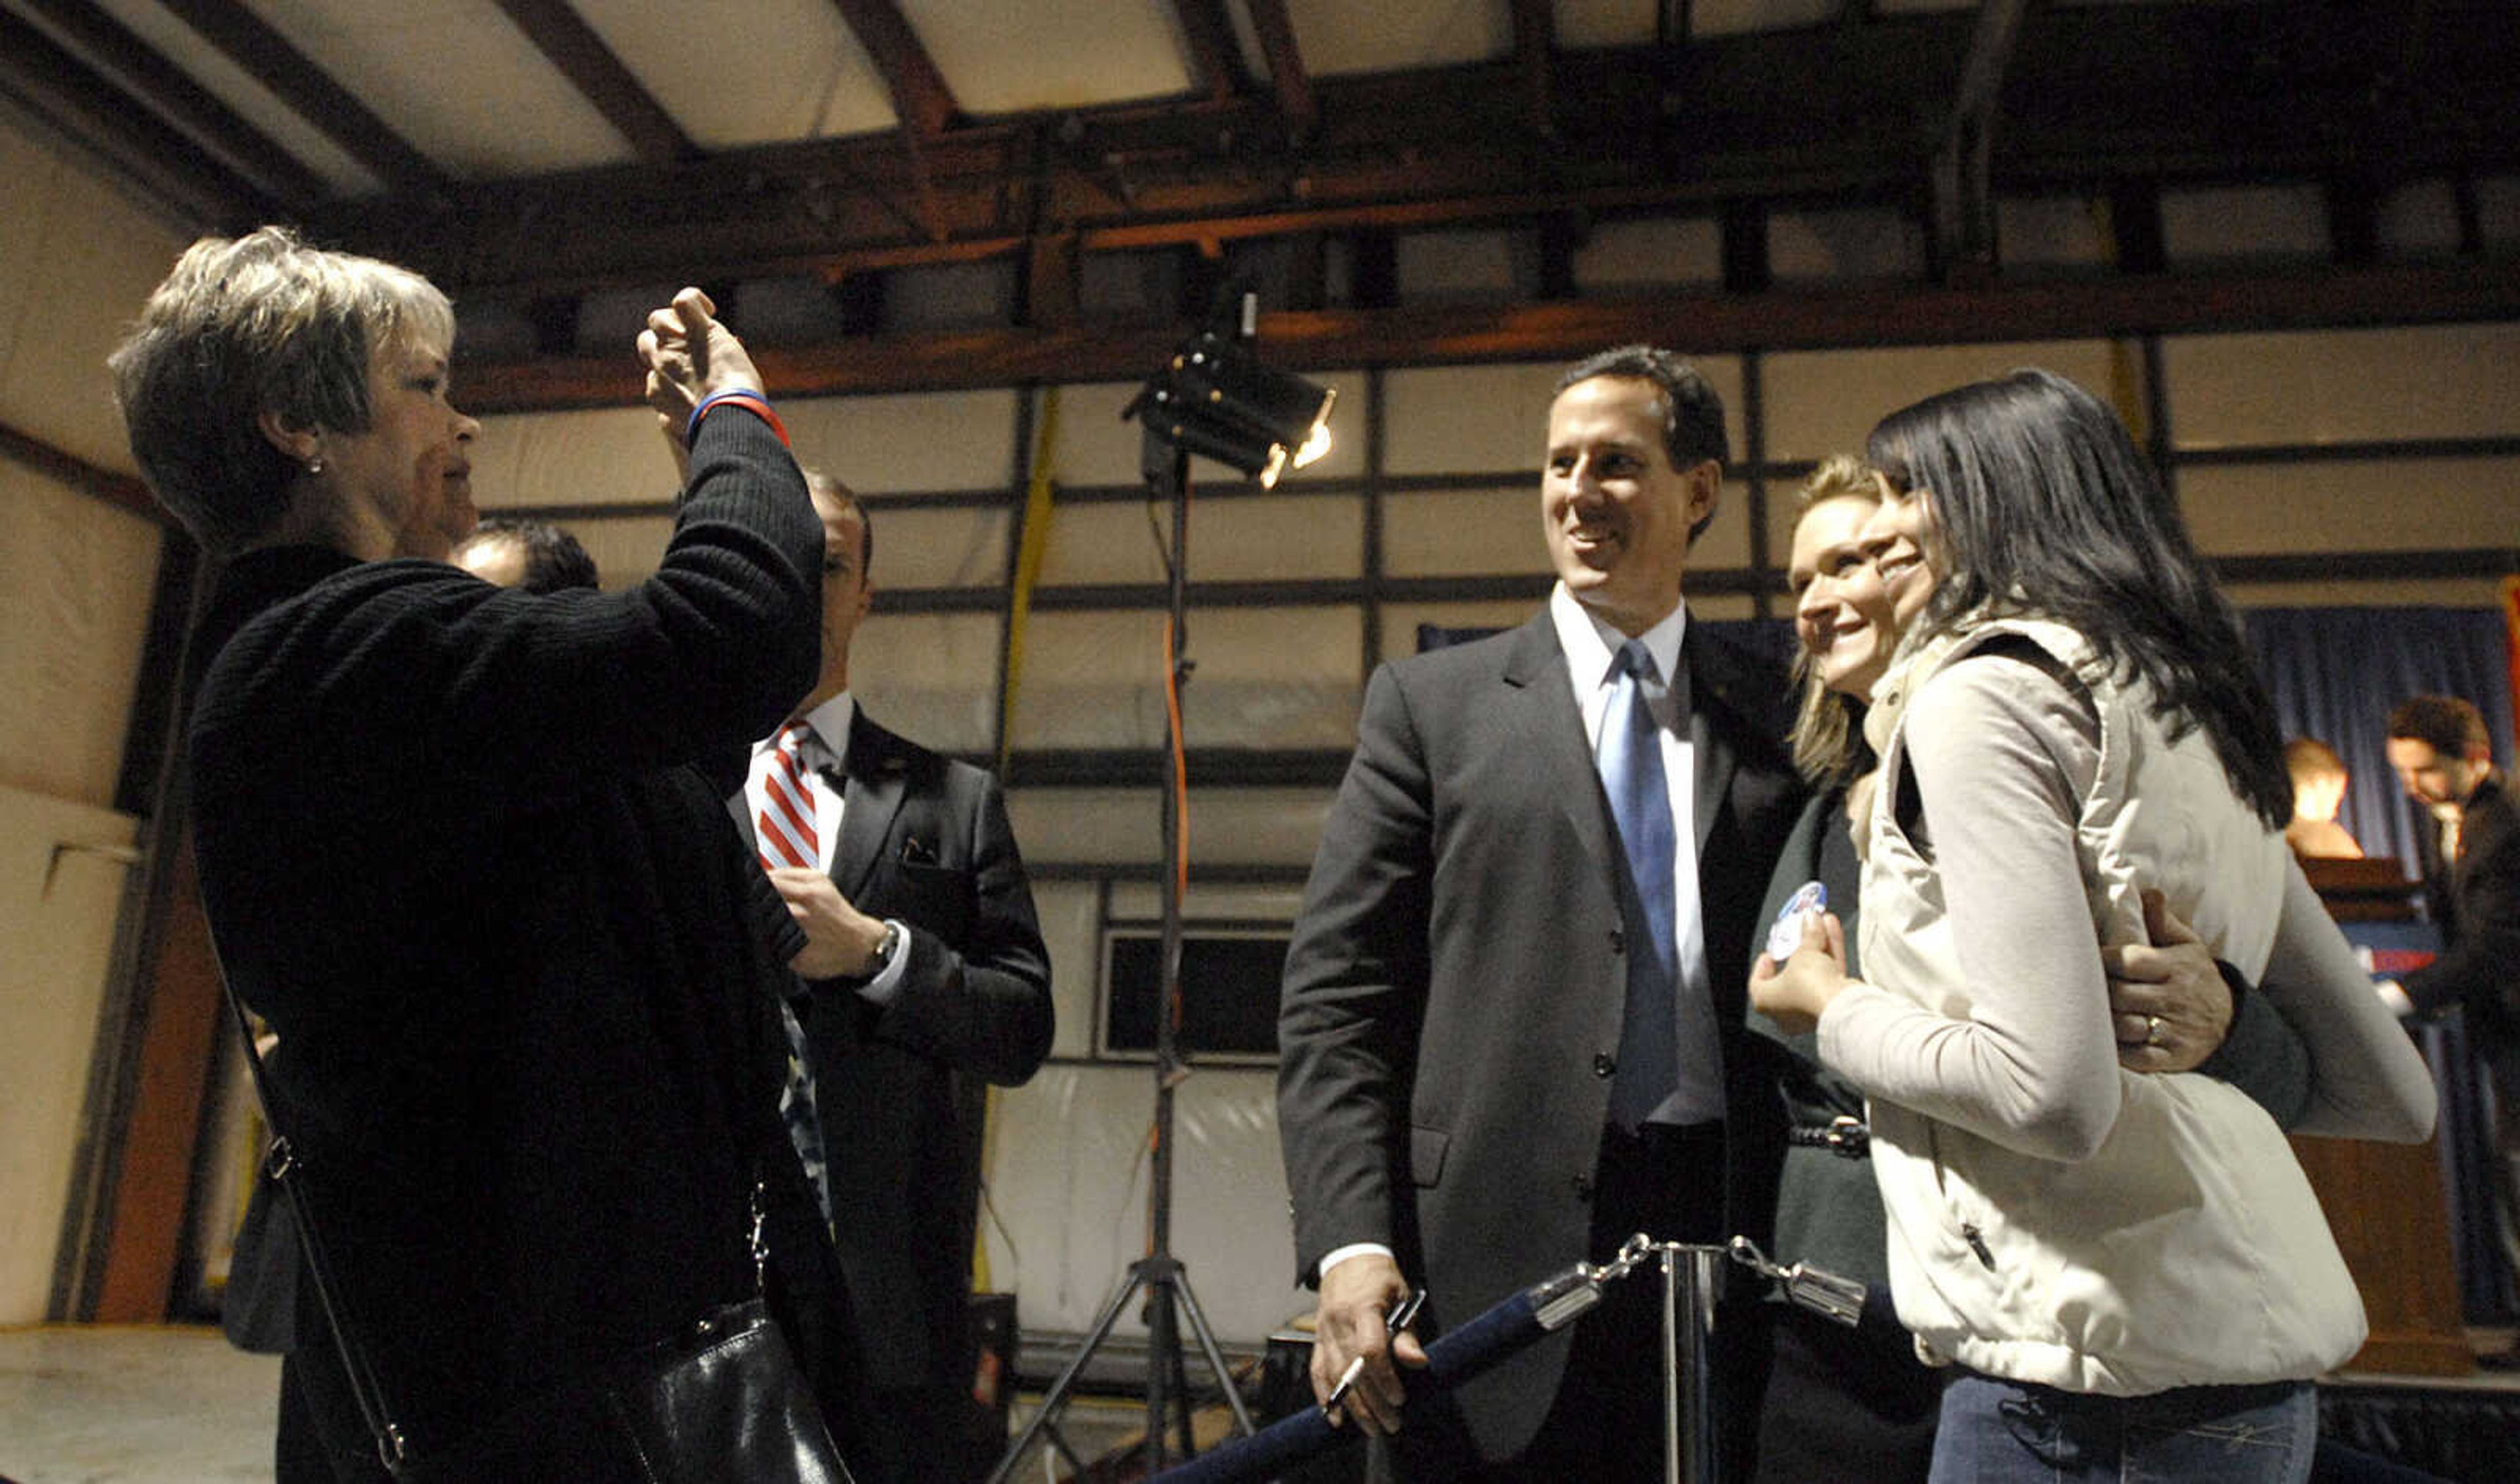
[1593,1053,1615,1078]
[1571,1172,1595,1200]
[1608,929,1624,954]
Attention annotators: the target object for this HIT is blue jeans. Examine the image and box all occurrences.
[1931,1372,2316,1483]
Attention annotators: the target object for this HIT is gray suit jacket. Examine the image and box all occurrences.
[1276,609,1804,1460]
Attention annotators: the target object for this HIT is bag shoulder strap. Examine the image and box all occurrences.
[211,937,414,1478]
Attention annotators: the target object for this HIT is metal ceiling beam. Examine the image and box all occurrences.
[0,5,272,229]
[306,7,2520,299]
[1167,0,1244,105]
[828,0,958,137]
[449,259,2520,412]
[492,0,694,167]
[151,0,448,199]
[1242,0,1316,137]
[1510,0,1555,138]
[1931,0,2029,279]
[0,419,167,528]
[11,0,329,209]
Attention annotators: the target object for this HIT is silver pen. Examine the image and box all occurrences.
[1322,1287,1426,1418]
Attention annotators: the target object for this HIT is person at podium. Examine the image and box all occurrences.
[2284,737,2366,860]
[2379,694,2520,1365]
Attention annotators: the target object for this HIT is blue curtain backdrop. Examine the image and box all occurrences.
[2242,608,2517,870]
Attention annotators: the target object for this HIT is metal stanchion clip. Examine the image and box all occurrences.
[1724,1237,1866,1327]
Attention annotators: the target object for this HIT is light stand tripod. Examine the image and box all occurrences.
[986,430,1257,1483]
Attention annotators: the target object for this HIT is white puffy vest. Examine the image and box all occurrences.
[1858,616,2365,1395]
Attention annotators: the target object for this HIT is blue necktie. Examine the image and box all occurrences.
[1599,639,1679,1133]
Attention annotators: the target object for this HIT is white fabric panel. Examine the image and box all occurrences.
[2224,580,2513,610]
[0,466,161,807]
[852,611,1004,755]
[572,0,896,146]
[1043,382,1154,488]
[0,121,188,475]
[1383,485,1536,578]
[243,0,629,177]
[1384,358,1750,473]
[982,1063,1307,1346]
[902,0,1191,113]
[1381,362,1558,475]
[2483,176,2520,247]
[1761,340,2120,464]
[86,0,383,194]
[784,389,1022,493]
[1396,228,1524,301]
[1284,0,1507,75]
[860,504,1013,590]
[1039,494,1362,585]
[2378,180,2466,257]
[1106,881,1309,922]
[1380,599,1536,660]
[1555,0,1664,50]
[1003,788,1339,869]
[1078,248,1186,322]
[471,406,673,511]
[1693,0,1839,35]
[2180,458,2520,557]
[881,260,1018,335]
[2162,183,2329,263]
[1997,196,2113,270]
[1008,607,1360,750]
[1573,216,1725,289]
[0,785,136,1325]
[1769,205,1927,283]
[1685,591,1759,622]
[1692,476,1755,570]
[2162,325,2520,448]
[1029,880,1106,1061]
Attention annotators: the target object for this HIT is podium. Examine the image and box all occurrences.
[2292,857,2475,1376]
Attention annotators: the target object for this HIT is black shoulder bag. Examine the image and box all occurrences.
[212,941,854,1483]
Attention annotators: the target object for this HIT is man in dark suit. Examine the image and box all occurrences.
[2382,693,2520,1361]
[736,469,1055,1484]
[1276,346,1805,1481]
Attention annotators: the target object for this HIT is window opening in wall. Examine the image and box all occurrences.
[1101,926,1289,1061]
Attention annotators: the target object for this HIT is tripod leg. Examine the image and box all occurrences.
[1173,1266,1259,1436]
[986,1266,1148,1484]
[1171,1332,1196,1457]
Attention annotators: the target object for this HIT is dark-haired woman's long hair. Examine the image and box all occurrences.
[1866,369,2292,831]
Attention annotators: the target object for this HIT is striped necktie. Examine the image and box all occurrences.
[759,722,820,871]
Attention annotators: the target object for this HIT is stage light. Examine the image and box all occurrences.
[1127,319,1335,488]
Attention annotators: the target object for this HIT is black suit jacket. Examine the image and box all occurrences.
[186,413,822,1468]
[1276,608,1803,1460]
[736,706,1053,1392]
[2404,769,2520,1061]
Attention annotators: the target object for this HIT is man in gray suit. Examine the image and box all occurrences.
[738,470,1055,1484]
[1277,347,1804,1481]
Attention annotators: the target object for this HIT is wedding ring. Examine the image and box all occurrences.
[2145,1013,2164,1048]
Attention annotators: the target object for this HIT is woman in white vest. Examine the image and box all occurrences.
[1751,370,2437,1483]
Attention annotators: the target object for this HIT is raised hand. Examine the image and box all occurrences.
[637,286,766,429]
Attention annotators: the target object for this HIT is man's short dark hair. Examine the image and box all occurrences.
[457,518,598,593]
[2389,694,2490,757]
[1553,345,1727,541]
[801,467,872,580]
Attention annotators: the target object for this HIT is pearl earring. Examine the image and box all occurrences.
[306,456,325,475]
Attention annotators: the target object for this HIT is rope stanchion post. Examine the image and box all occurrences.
[1145,1233,1865,1484]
